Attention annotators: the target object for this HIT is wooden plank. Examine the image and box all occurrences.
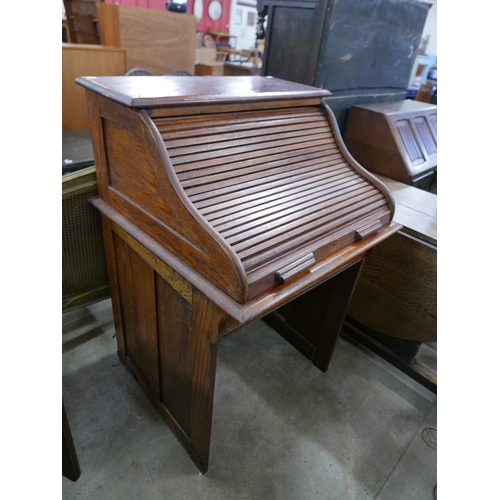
[114,232,160,398]
[167,124,331,153]
[207,171,356,226]
[178,144,337,185]
[157,275,194,436]
[201,167,359,219]
[221,184,374,242]
[95,2,120,47]
[394,204,437,245]
[160,115,329,143]
[155,107,321,130]
[76,76,330,109]
[375,174,437,219]
[240,197,387,267]
[170,132,333,165]
[109,6,197,75]
[234,192,384,255]
[184,152,344,199]
[62,43,126,131]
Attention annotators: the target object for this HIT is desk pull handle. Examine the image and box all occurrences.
[275,253,316,284]
[354,219,382,240]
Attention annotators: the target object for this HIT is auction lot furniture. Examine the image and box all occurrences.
[76,76,400,473]
[62,130,109,312]
[344,174,437,392]
[343,100,437,192]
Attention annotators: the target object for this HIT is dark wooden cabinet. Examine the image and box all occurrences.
[343,100,437,190]
[77,75,400,473]
[256,0,432,130]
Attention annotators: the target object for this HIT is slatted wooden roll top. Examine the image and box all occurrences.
[77,76,397,306]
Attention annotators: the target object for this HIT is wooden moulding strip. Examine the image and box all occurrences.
[90,196,401,329]
[148,99,324,118]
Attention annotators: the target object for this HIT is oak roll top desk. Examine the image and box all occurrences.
[76,76,401,473]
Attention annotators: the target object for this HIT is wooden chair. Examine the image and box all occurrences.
[169,69,194,76]
[203,34,228,62]
[415,81,436,103]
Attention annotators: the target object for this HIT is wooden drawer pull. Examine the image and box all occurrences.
[275,252,316,284]
[354,219,382,240]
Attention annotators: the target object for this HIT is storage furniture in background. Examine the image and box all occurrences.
[97,4,196,76]
[256,0,432,131]
[343,100,437,192]
[62,163,109,313]
[344,174,437,392]
[63,0,103,44]
[62,43,126,132]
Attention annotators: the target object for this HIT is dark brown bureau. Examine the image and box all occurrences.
[343,100,437,191]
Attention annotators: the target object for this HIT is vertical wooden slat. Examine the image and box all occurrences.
[156,275,194,436]
[188,290,223,473]
[114,233,160,398]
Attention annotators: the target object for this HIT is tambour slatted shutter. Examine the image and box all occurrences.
[155,106,391,298]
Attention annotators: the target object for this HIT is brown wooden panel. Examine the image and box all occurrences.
[348,231,436,342]
[114,232,160,397]
[184,150,343,197]
[199,165,354,218]
[102,6,196,75]
[179,144,337,186]
[343,101,437,186]
[62,44,126,132]
[157,274,194,435]
[358,231,436,318]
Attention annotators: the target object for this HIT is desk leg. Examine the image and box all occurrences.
[264,259,364,372]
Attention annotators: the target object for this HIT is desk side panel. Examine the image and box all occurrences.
[105,221,227,473]
[85,92,247,303]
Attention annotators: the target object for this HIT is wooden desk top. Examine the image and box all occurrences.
[76,76,331,108]
[375,175,437,246]
[351,99,437,115]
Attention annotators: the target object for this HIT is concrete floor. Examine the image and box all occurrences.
[62,298,437,500]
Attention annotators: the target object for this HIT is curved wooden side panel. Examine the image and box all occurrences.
[92,95,248,302]
[321,100,397,218]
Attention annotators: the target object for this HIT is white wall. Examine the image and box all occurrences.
[421,0,437,56]
[228,0,258,51]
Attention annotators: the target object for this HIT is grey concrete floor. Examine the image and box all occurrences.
[62,298,437,500]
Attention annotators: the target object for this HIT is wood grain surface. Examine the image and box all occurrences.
[81,76,403,473]
[62,44,126,131]
[97,5,197,75]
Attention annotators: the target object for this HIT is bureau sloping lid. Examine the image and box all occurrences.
[154,104,392,298]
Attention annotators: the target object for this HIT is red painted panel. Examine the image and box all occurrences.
[105,0,232,34]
